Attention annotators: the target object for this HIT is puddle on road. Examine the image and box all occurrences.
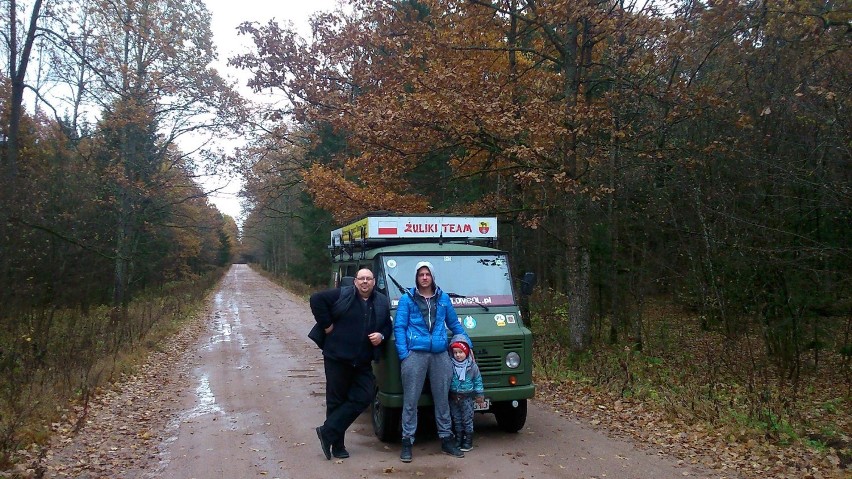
[205,292,248,350]
[183,373,223,420]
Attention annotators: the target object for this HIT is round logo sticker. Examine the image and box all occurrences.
[386,259,397,268]
[464,316,477,329]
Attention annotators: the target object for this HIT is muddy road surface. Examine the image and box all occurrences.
[42,264,733,479]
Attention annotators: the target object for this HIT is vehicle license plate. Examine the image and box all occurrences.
[474,398,490,411]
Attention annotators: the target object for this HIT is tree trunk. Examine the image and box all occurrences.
[112,194,131,307]
[566,209,591,352]
[4,0,43,180]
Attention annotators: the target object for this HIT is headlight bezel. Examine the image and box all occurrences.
[505,351,521,369]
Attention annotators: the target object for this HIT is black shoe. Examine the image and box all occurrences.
[316,427,331,460]
[331,444,350,459]
[400,437,413,463]
[460,433,473,452]
[441,436,464,457]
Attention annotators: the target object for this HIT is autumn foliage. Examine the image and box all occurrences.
[234,0,850,476]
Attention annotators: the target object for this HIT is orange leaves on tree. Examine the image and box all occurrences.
[303,163,429,222]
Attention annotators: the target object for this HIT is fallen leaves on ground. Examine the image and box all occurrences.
[3,305,210,479]
[536,378,849,479]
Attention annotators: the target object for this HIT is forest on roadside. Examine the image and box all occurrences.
[0,0,238,469]
[2,0,849,477]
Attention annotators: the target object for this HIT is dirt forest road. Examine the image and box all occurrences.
[41,264,737,479]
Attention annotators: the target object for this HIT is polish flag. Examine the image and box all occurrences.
[378,221,397,235]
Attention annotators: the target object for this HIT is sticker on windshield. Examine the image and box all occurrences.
[464,316,476,329]
[386,259,397,268]
[450,295,514,307]
[494,314,506,327]
[506,314,516,324]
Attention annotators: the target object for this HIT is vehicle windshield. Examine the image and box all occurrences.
[379,254,515,308]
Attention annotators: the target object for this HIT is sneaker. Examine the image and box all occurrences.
[316,427,331,460]
[331,444,350,459]
[400,437,413,463]
[460,433,473,452]
[441,436,464,458]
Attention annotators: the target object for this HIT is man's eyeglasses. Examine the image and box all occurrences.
[356,276,375,282]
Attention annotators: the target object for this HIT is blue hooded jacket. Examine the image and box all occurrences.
[394,261,470,361]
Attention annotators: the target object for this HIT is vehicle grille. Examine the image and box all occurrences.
[475,339,524,386]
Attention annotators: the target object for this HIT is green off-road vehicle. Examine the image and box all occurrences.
[327,214,536,442]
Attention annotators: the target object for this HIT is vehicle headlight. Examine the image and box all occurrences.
[505,352,521,369]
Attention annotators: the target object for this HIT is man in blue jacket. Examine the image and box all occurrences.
[394,261,470,462]
[310,267,391,460]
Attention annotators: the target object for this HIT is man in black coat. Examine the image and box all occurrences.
[310,267,391,460]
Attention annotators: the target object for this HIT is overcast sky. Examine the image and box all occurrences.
[205,0,338,78]
[200,0,339,224]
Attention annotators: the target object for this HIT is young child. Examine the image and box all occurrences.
[448,334,485,452]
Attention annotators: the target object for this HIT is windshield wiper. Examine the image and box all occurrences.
[387,273,413,298]
[447,293,489,312]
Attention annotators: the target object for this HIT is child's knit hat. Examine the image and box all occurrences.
[449,341,470,358]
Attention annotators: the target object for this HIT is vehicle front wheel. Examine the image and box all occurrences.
[493,399,527,433]
[372,389,401,442]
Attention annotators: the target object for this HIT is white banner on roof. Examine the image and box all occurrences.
[331,216,497,244]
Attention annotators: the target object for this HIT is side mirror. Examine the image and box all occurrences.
[340,276,355,287]
[520,272,536,296]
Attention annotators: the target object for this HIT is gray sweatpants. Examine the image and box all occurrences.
[400,350,453,440]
